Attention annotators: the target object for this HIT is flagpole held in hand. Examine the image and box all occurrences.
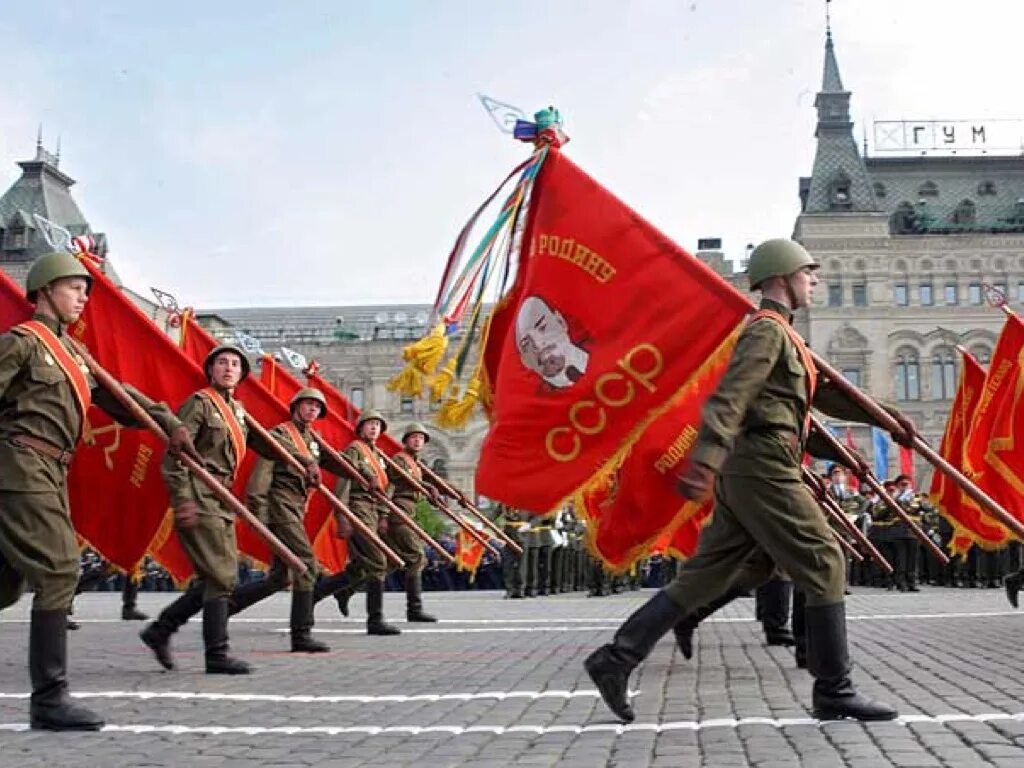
[240,415,405,569]
[67,338,309,575]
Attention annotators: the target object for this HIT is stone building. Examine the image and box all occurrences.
[795,30,1024,484]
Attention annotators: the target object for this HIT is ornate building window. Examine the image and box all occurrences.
[944,283,958,305]
[930,348,957,400]
[350,386,365,410]
[968,282,982,305]
[894,282,908,306]
[827,282,843,307]
[873,182,887,199]
[971,345,992,364]
[918,181,939,197]
[894,351,920,401]
[952,199,976,227]
[828,172,852,210]
[1017,281,1024,304]
[2,223,26,250]
[842,368,862,387]
[852,282,868,307]
[891,202,916,234]
[400,395,414,414]
[977,180,997,196]
[919,282,933,306]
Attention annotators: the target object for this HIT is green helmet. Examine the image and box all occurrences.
[746,239,818,290]
[290,387,327,419]
[203,344,251,382]
[356,409,387,435]
[25,251,92,302]
[401,422,430,444]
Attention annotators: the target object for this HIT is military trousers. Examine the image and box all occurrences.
[665,474,846,611]
[262,519,318,593]
[176,515,238,600]
[0,491,79,612]
[342,497,388,585]
[387,501,428,573]
[754,578,793,631]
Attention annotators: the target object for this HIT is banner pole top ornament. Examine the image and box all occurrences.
[513,106,570,149]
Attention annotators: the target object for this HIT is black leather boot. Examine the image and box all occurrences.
[203,598,251,675]
[584,591,685,723]
[672,587,746,660]
[806,601,897,720]
[366,579,400,635]
[229,578,278,616]
[121,579,148,620]
[29,610,104,731]
[290,590,330,653]
[405,570,437,623]
[1005,569,1023,608]
[792,588,807,669]
[312,570,353,613]
[139,583,203,671]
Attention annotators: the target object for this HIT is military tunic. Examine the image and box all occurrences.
[0,313,181,611]
[384,450,434,575]
[496,504,528,597]
[245,420,348,592]
[161,388,304,600]
[666,298,893,610]
[334,439,390,583]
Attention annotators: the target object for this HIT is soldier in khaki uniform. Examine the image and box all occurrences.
[140,345,318,674]
[382,423,441,622]
[585,239,903,723]
[314,410,400,635]
[0,252,192,731]
[227,388,353,652]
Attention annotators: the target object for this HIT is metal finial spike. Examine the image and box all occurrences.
[36,124,42,150]
[826,0,832,37]
[55,135,61,165]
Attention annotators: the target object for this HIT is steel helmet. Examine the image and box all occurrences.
[203,344,251,382]
[746,239,818,290]
[25,251,91,302]
[356,409,388,434]
[401,422,430,443]
[289,387,327,419]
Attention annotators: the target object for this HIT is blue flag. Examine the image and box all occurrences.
[872,427,890,479]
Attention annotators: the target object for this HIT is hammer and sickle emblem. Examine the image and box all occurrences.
[82,417,123,471]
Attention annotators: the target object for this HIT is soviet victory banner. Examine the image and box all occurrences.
[475,148,751,514]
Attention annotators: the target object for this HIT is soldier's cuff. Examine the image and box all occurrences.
[690,444,727,473]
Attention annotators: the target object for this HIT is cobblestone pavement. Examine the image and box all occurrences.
[1,587,1023,767]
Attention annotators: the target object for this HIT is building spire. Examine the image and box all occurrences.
[822,3,844,93]
[36,124,43,154]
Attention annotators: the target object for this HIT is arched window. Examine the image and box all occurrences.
[930,347,957,400]
[891,202,916,234]
[970,345,992,365]
[894,349,921,401]
[873,182,887,199]
[918,181,939,197]
[953,199,976,227]
[829,172,852,211]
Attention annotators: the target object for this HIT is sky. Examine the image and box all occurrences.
[2,0,1022,308]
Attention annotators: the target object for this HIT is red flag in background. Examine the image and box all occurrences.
[0,267,32,328]
[67,260,208,573]
[928,352,1003,553]
[843,427,860,492]
[475,148,751,513]
[963,313,1024,544]
[305,370,402,457]
[454,528,485,582]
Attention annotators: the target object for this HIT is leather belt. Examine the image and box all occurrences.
[10,434,75,466]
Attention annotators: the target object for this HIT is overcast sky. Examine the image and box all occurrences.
[2,1,1021,308]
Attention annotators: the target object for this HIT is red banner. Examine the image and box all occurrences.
[67,261,208,572]
[0,267,32,328]
[576,334,733,570]
[963,313,1024,542]
[929,352,1004,552]
[475,148,751,513]
[844,427,861,492]
[454,528,485,582]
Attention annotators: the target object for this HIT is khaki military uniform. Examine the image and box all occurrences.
[497,505,527,597]
[244,420,347,593]
[161,388,300,600]
[385,450,433,575]
[0,313,180,612]
[665,298,891,610]
[334,439,390,584]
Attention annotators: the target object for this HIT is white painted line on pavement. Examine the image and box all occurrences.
[0,688,633,705]
[0,711,1021,737]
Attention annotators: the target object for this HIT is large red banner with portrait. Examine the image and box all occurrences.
[475,148,751,514]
